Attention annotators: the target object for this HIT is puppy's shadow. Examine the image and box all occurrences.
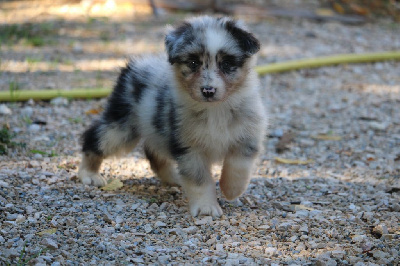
[119,177,183,204]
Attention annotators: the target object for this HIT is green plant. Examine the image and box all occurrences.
[0,126,25,155]
[30,149,58,157]
[0,22,56,47]
[12,242,48,266]
[9,80,21,93]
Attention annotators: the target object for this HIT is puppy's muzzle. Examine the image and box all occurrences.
[201,86,216,98]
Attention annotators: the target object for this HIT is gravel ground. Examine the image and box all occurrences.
[1,2,400,265]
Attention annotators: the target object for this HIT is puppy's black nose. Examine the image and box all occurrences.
[201,86,216,98]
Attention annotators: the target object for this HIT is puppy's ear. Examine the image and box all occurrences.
[224,20,260,56]
[165,22,194,64]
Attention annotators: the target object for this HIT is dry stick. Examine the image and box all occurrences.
[1,51,400,102]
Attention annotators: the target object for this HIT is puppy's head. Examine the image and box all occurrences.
[165,16,260,103]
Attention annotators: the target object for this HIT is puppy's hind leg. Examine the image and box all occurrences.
[144,145,180,186]
[78,121,140,186]
[78,122,107,186]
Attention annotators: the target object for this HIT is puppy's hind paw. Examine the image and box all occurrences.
[189,201,223,218]
[78,169,107,187]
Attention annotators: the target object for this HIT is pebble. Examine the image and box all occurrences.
[41,238,59,250]
[50,97,69,106]
[264,247,277,256]
[182,226,198,234]
[21,106,34,117]
[369,121,388,131]
[28,124,41,132]
[0,104,12,115]
[194,216,213,225]
[155,221,167,227]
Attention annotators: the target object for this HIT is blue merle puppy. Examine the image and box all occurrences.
[78,16,267,217]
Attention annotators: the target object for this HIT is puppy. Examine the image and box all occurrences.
[78,16,267,217]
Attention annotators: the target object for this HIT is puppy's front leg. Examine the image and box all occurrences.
[177,153,222,217]
[220,142,259,200]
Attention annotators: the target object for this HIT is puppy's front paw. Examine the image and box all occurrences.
[219,180,247,201]
[78,169,107,187]
[189,200,223,218]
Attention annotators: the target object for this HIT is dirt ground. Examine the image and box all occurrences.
[1,1,400,265]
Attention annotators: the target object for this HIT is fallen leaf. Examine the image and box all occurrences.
[315,8,335,17]
[101,179,123,191]
[85,108,103,115]
[275,131,295,153]
[333,3,345,14]
[275,157,314,165]
[349,4,369,16]
[37,228,57,236]
[312,134,342,141]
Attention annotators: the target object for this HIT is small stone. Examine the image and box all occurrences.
[289,235,298,242]
[144,224,153,233]
[299,225,309,233]
[351,234,366,243]
[168,228,182,235]
[391,203,400,212]
[264,247,277,256]
[16,214,26,223]
[155,221,167,227]
[369,121,388,131]
[40,238,58,250]
[295,210,309,218]
[158,255,171,264]
[114,234,124,241]
[21,106,34,117]
[372,250,388,259]
[28,124,41,132]
[215,243,224,252]
[103,211,113,223]
[381,234,394,240]
[115,216,124,224]
[373,224,388,237]
[72,195,80,200]
[348,256,361,264]
[258,224,270,230]
[131,203,141,210]
[278,222,292,231]
[0,180,9,188]
[0,104,12,115]
[34,153,43,159]
[182,226,197,234]
[316,259,337,266]
[129,257,144,263]
[50,97,69,106]
[331,250,345,259]
[194,216,213,225]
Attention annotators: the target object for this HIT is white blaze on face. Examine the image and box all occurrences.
[205,27,231,57]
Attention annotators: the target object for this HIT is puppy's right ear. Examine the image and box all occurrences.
[165,22,193,65]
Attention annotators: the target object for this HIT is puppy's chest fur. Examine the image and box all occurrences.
[177,102,252,159]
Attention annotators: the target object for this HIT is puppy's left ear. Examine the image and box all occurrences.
[224,20,260,56]
[165,22,194,64]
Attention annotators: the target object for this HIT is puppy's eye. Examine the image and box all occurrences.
[220,60,234,73]
[187,60,200,71]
